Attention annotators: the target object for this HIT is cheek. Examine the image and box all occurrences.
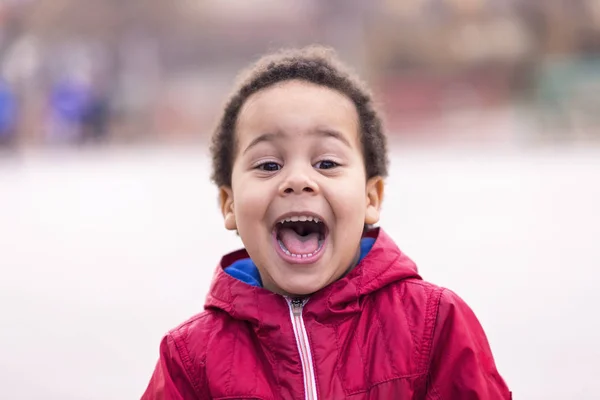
[232,181,272,223]
[326,182,367,221]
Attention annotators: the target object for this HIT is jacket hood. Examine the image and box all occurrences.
[204,228,422,326]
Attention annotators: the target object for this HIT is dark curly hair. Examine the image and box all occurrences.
[210,45,388,188]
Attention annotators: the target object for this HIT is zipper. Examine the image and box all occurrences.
[286,297,318,400]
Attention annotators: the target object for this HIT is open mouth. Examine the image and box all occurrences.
[273,215,328,260]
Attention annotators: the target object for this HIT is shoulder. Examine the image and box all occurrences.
[389,278,470,313]
[142,310,228,399]
[396,281,501,373]
[393,279,479,331]
[372,279,447,348]
[163,308,229,366]
[400,280,484,332]
[169,310,220,337]
[380,278,448,319]
[371,281,510,396]
[377,279,475,351]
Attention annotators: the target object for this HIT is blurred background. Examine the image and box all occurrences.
[1,0,600,147]
[1,0,599,399]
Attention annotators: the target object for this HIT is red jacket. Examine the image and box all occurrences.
[142,229,510,399]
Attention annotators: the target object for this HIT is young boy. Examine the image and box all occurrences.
[141,46,511,399]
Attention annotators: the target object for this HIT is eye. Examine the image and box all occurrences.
[314,160,339,170]
[256,161,281,172]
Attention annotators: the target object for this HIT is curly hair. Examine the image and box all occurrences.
[210,45,388,188]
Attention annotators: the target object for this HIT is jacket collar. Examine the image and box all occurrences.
[204,228,421,327]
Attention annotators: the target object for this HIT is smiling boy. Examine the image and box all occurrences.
[221,78,382,296]
[142,46,511,400]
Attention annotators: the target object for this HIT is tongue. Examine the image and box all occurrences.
[279,227,320,255]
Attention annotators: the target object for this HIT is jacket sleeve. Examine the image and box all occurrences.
[141,334,203,400]
[425,289,511,399]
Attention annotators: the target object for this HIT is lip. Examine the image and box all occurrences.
[271,211,329,265]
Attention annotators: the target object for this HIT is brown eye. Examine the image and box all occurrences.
[257,162,281,171]
[314,160,339,170]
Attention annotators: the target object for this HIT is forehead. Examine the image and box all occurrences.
[235,80,360,148]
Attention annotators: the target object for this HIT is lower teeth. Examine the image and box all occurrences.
[278,239,322,258]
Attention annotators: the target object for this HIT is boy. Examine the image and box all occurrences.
[142,46,511,399]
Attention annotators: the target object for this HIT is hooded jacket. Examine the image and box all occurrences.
[142,228,511,399]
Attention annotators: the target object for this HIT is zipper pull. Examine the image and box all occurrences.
[290,298,305,316]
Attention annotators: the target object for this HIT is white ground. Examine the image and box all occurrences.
[1,143,599,399]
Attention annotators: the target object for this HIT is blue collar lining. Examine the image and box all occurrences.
[224,237,376,287]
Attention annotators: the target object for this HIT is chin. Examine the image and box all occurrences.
[277,274,330,297]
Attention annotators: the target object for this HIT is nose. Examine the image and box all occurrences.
[278,165,319,196]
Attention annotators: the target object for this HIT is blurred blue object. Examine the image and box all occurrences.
[0,79,17,142]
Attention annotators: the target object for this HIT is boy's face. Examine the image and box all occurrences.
[220,80,383,296]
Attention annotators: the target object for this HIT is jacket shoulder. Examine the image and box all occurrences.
[394,278,447,332]
[141,310,228,399]
[167,308,226,361]
[396,280,486,360]
[379,278,498,367]
[367,278,446,377]
[397,281,511,398]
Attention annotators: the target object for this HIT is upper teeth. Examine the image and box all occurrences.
[278,215,320,224]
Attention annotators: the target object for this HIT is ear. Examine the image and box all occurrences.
[219,186,237,231]
[365,176,384,225]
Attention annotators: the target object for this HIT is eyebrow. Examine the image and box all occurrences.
[242,128,352,155]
